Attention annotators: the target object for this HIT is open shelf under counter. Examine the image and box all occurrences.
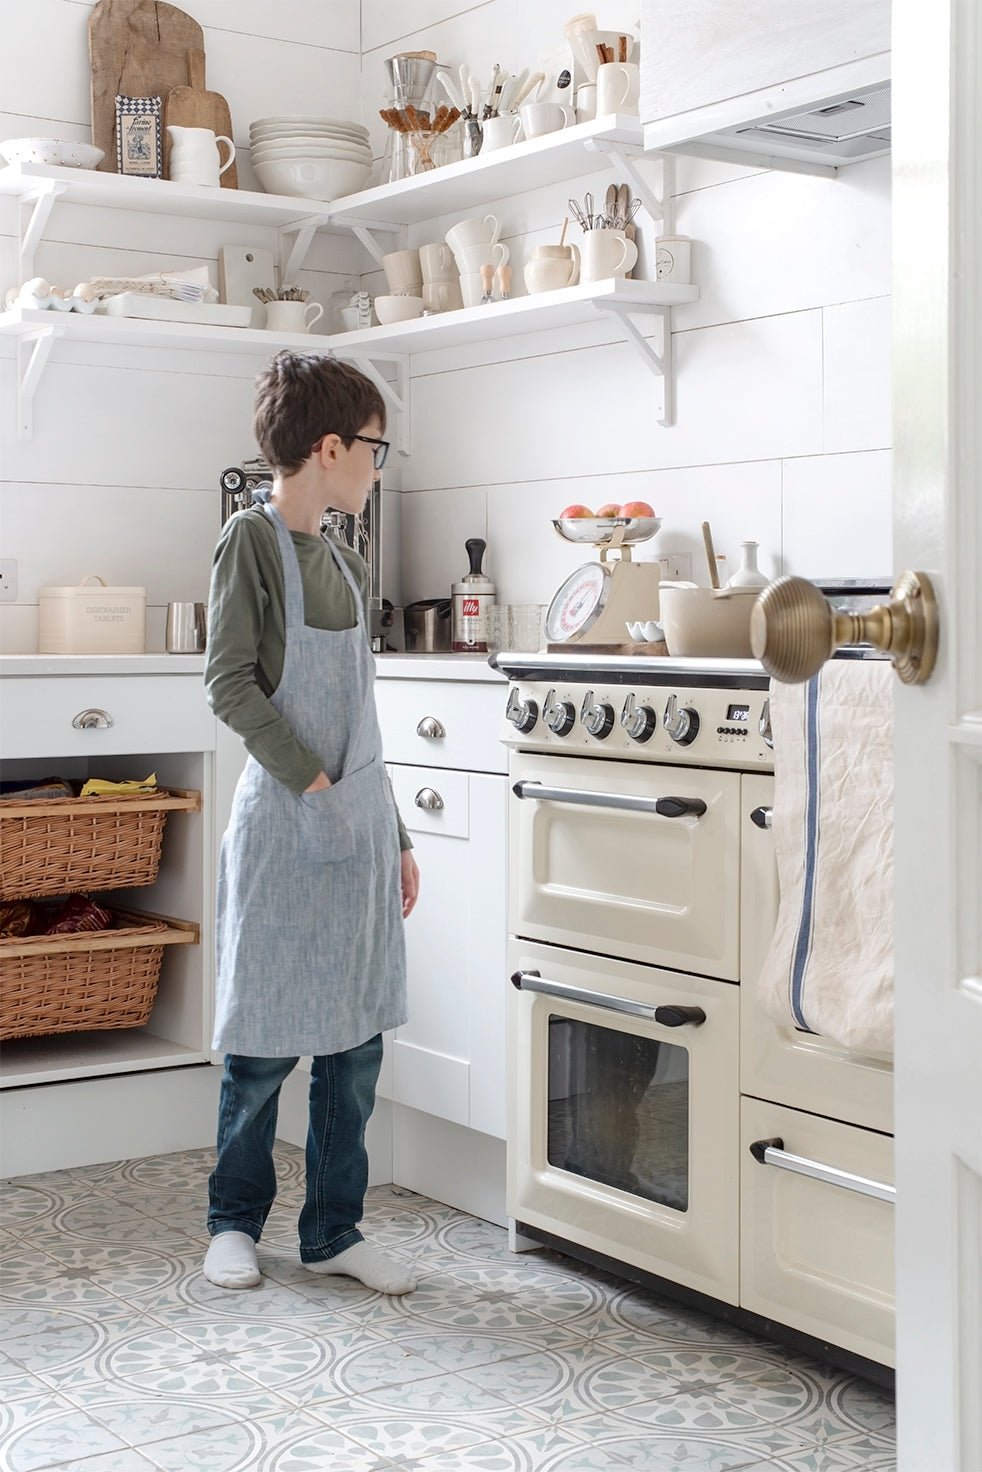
[329,114,646,227]
[0,1028,209,1089]
[334,277,698,355]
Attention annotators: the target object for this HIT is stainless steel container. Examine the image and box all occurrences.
[404,599,453,652]
[166,602,207,653]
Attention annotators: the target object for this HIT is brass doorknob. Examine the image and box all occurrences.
[750,571,939,684]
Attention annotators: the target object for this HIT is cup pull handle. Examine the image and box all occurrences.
[414,787,444,811]
[416,716,446,738]
[72,708,113,730]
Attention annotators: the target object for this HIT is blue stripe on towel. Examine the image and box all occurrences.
[789,672,821,1032]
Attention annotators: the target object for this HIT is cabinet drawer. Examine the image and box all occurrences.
[389,764,469,840]
[376,679,507,773]
[1,677,216,760]
[741,1096,895,1367]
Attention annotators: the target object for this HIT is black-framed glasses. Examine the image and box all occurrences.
[350,434,390,469]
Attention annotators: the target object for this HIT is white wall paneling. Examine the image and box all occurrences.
[822,295,893,453]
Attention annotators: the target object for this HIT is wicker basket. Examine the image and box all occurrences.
[0,789,200,900]
[0,908,198,1041]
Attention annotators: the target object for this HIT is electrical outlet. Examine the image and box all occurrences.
[658,553,691,582]
[0,559,16,601]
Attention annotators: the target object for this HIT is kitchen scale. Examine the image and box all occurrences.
[545,518,663,646]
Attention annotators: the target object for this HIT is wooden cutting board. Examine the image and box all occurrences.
[163,49,239,189]
[89,0,204,172]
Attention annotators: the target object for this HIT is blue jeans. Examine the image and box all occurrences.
[207,1034,382,1263]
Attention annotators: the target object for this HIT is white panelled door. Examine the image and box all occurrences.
[892,3,982,1468]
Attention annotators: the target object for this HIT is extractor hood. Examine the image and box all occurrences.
[699,82,891,168]
[643,72,892,173]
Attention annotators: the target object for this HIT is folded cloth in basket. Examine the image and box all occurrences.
[757,659,894,1055]
[79,773,157,797]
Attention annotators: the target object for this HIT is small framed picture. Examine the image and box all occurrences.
[115,95,162,178]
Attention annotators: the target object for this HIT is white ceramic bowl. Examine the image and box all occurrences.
[252,156,372,199]
[657,585,760,658]
[251,124,368,140]
[250,142,371,163]
[249,115,369,133]
[373,294,425,325]
[0,137,104,169]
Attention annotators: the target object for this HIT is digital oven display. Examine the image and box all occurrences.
[726,704,750,721]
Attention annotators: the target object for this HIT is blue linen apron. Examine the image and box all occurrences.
[212,501,407,1057]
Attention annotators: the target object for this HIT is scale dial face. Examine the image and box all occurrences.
[545,562,610,642]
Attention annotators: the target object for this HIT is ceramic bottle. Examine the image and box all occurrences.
[727,540,769,589]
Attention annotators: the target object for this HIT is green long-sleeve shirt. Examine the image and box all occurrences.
[204,506,411,850]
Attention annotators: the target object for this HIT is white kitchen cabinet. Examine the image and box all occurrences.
[640,0,891,171]
[0,667,216,1104]
[377,674,508,1141]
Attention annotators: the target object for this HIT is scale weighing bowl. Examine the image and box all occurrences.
[552,517,662,546]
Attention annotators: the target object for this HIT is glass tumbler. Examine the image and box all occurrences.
[486,604,511,655]
[510,604,546,652]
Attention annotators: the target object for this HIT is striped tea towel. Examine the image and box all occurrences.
[758,659,894,1055]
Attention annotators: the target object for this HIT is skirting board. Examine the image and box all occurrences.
[392,1103,507,1227]
[1,1061,221,1177]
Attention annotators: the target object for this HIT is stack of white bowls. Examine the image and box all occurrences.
[249,116,373,200]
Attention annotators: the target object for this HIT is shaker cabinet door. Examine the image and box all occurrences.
[383,766,507,1139]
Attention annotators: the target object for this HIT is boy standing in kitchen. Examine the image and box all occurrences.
[202,350,419,1293]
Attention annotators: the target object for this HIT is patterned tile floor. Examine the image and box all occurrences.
[1,1145,897,1471]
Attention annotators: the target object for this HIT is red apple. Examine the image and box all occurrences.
[558,503,594,519]
[619,499,656,519]
[595,501,622,518]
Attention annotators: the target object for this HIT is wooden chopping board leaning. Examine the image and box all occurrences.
[163,48,238,188]
[88,0,204,171]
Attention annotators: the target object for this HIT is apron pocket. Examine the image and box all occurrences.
[297,762,377,864]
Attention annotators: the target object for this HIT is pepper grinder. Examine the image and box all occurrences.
[495,263,511,300]
[479,263,495,303]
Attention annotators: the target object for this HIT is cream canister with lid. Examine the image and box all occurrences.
[451,538,496,652]
[38,574,147,654]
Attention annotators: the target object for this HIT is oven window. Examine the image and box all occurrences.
[547,1016,689,1211]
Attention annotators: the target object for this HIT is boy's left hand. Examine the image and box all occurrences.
[400,850,420,919]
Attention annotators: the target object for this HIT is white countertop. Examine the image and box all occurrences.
[0,652,505,681]
[0,654,208,676]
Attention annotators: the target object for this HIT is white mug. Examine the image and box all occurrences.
[263,299,325,333]
[419,242,457,281]
[382,249,423,293]
[445,214,500,253]
[575,83,597,122]
[519,102,576,139]
[579,229,638,283]
[596,61,640,117]
[454,241,510,274]
[422,278,464,311]
[167,125,235,186]
[480,113,523,152]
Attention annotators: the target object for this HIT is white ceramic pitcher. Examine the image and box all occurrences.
[579,229,638,283]
[167,125,236,186]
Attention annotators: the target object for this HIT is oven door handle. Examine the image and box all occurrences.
[511,969,705,1026]
[511,780,707,819]
[749,1137,896,1204]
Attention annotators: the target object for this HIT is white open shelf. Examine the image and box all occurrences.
[0,1029,209,1088]
[331,114,646,227]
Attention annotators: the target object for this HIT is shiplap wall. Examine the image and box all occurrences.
[0,0,371,653]
[362,0,892,605]
[0,0,892,651]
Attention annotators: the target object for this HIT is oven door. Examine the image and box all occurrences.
[508,939,740,1304]
[510,752,741,980]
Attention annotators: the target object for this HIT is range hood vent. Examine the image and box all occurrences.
[692,82,891,168]
[734,84,891,159]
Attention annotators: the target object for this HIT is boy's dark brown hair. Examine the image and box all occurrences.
[253,351,387,474]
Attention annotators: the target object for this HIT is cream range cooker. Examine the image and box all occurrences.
[495,651,895,1386]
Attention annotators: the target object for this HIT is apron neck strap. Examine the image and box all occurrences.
[262,502,306,630]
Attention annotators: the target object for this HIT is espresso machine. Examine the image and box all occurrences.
[219,458,395,651]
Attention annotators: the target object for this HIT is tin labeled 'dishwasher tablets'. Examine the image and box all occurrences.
[451,538,496,652]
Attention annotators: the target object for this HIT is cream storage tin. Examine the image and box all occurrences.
[38,576,147,654]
